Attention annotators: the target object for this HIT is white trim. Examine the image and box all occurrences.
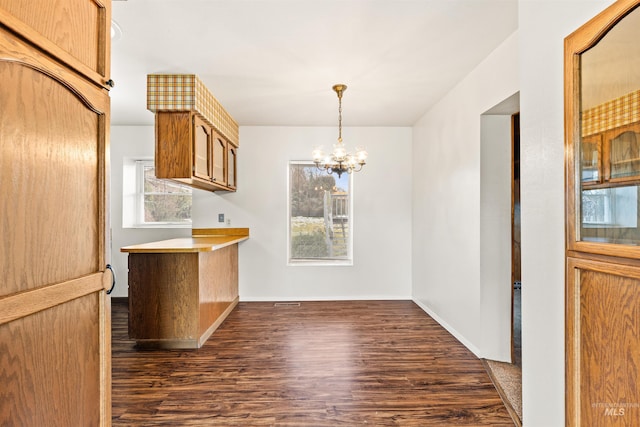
[412,298,482,357]
[132,160,193,228]
[135,159,147,225]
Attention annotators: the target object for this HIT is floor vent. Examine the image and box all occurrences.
[274,302,301,308]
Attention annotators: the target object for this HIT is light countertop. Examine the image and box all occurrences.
[120,228,249,254]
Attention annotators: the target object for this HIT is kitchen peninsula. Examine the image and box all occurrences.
[121,228,249,349]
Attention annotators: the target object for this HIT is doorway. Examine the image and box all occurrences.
[512,112,521,368]
[479,94,522,426]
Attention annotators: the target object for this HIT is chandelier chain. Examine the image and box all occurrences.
[338,94,343,141]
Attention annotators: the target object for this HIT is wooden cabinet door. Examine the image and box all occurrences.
[193,116,212,181]
[566,257,640,423]
[0,0,111,88]
[581,133,602,186]
[213,134,227,184]
[565,1,640,425]
[607,123,640,183]
[0,22,111,427]
[228,146,237,189]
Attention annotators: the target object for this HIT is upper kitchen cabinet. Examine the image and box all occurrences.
[0,0,112,89]
[608,122,640,182]
[148,74,239,193]
[580,91,640,188]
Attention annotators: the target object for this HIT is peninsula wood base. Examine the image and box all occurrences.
[133,297,239,349]
[127,244,240,349]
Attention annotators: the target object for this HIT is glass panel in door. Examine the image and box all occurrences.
[578,6,640,245]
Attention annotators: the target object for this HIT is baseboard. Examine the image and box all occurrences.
[412,298,482,357]
[239,296,412,302]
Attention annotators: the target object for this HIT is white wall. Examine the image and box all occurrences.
[109,126,191,298]
[411,32,519,356]
[192,126,413,301]
[480,114,514,363]
[518,1,614,425]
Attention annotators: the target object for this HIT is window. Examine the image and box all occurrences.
[582,186,637,227]
[127,160,192,227]
[288,162,352,265]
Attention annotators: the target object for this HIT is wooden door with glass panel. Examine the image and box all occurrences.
[565,1,640,425]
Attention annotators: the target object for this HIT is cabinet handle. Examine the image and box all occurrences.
[105,79,115,88]
[106,264,116,295]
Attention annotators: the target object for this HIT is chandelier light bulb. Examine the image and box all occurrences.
[312,147,325,162]
[356,147,368,163]
[333,141,347,160]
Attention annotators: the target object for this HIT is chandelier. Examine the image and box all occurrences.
[312,84,367,178]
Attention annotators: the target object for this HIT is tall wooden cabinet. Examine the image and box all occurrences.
[0,1,112,425]
[565,1,640,425]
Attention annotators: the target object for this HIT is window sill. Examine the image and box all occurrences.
[288,259,353,267]
[123,223,192,229]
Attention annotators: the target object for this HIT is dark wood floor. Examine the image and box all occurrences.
[112,300,514,426]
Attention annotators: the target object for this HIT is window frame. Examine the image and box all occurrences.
[134,160,193,228]
[287,161,354,266]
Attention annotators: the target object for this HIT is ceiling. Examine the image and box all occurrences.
[110,0,518,127]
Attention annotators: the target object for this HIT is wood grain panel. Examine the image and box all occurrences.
[212,132,227,184]
[0,0,109,86]
[155,111,193,179]
[0,294,101,426]
[128,253,199,341]
[192,228,249,237]
[0,60,100,296]
[112,300,515,425]
[198,245,238,338]
[0,273,104,325]
[567,257,640,425]
[581,270,640,423]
